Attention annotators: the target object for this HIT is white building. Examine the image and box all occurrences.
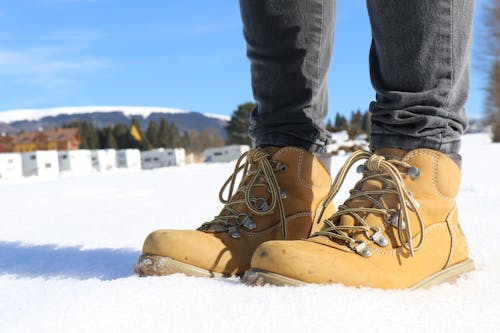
[116,149,141,170]
[141,148,185,170]
[204,145,250,163]
[58,150,93,175]
[91,149,117,172]
[21,151,59,177]
[0,153,23,179]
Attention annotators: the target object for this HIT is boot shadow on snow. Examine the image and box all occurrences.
[0,241,140,280]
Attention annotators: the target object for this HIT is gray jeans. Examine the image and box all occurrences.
[240,0,475,154]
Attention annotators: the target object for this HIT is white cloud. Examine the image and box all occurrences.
[0,46,109,88]
[0,25,110,109]
[0,29,106,45]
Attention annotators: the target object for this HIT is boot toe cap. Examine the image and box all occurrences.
[142,229,243,275]
[251,240,371,285]
[251,240,329,283]
[142,229,216,258]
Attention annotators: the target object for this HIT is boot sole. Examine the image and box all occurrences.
[134,254,230,278]
[242,258,475,289]
[408,258,475,290]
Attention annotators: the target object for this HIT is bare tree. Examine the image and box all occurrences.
[488,61,500,141]
[482,0,500,141]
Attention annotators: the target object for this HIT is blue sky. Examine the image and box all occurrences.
[0,0,489,121]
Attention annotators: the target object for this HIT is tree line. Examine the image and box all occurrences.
[66,103,373,153]
[64,118,225,154]
[325,109,370,138]
[483,0,500,141]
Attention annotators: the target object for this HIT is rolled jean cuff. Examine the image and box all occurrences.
[370,133,461,154]
[254,132,329,154]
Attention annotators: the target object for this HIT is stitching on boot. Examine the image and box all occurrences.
[309,222,448,255]
[403,149,455,201]
[274,146,331,190]
[297,151,331,190]
[313,197,333,225]
[432,153,456,201]
[240,212,312,238]
[444,206,458,268]
[370,222,448,256]
[274,146,303,159]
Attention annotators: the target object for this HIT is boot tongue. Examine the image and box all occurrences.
[201,148,279,232]
[226,146,287,206]
[311,148,415,250]
[373,148,408,160]
[334,177,385,229]
[331,148,408,232]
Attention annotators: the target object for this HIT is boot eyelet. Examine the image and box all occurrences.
[356,165,366,174]
[255,198,270,211]
[278,163,288,173]
[350,241,372,257]
[408,166,420,180]
[280,191,287,200]
[242,215,257,230]
[228,226,241,239]
[370,230,388,247]
[384,209,399,227]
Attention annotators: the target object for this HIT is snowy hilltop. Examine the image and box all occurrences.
[0,106,230,139]
[0,106,230,123]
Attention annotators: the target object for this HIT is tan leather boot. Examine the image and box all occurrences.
[246,148,474,289]
[135,147,334,277]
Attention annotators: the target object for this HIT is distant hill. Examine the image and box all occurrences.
[0,122,14,133]
[0,106,229,139]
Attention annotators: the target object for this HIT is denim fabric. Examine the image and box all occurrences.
[239,0,335,153]
[367,0,475,153]
[239,0,474,154]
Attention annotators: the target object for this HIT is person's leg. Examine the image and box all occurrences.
[245,0,476,289]
[240,0,335,153]
[136,1,337,278]
[368,0,474,154]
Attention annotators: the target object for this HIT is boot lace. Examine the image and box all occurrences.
[312,150,425,257]
[198,149,288,239]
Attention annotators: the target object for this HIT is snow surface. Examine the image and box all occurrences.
[0,106,230,123]
[1,133,499,332]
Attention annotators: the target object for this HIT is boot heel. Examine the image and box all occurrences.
[409,258,475,290]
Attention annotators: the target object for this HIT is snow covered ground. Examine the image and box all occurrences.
[1,133,499,332]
